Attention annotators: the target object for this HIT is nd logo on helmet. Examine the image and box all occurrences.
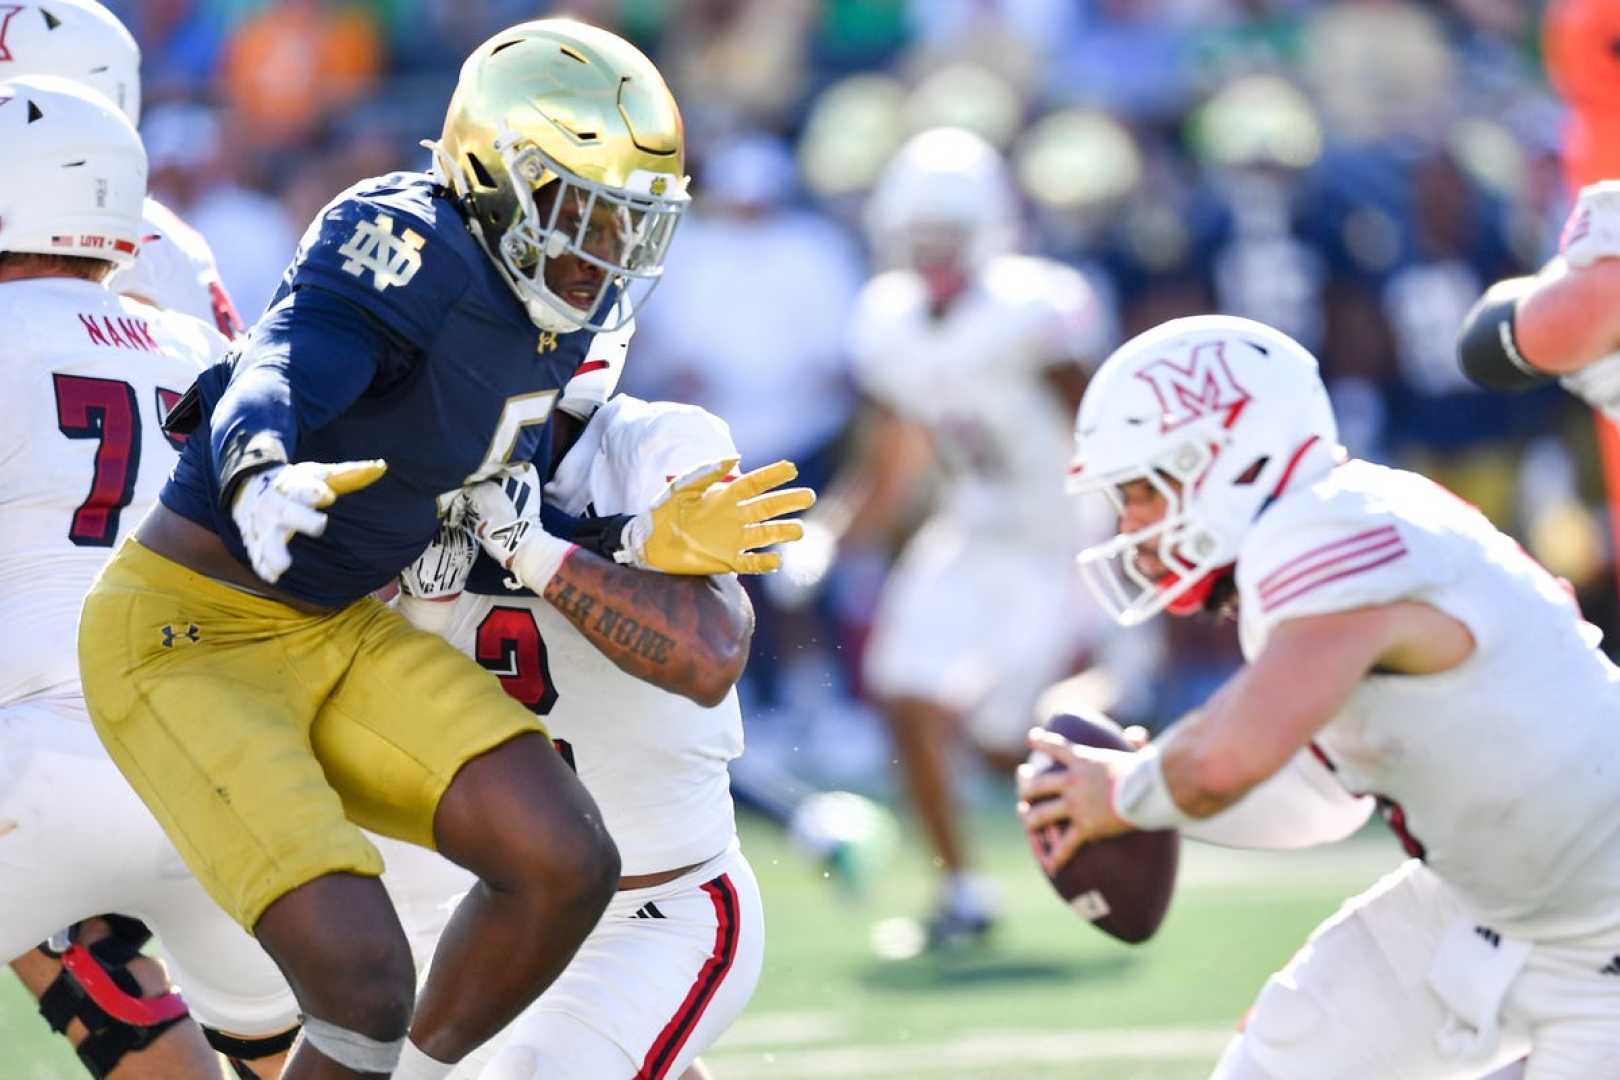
[338,213,426,292]
[1135,342,1252,433]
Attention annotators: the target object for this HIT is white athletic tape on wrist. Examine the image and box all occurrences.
[508,529,578,592]
[1111,744,1196,831]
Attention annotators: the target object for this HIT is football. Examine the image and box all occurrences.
[1026,712,1180,944]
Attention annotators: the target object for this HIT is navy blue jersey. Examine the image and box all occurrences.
[162,172,596,607]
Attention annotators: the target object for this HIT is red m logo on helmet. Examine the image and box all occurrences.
[0,6,22,63]
[1135,342,1252,433]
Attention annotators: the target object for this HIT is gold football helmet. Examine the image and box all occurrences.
[429,19,689,333]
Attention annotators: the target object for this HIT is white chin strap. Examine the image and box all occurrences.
[524,293,587,333]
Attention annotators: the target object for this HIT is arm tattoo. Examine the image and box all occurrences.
[542,549,752,706]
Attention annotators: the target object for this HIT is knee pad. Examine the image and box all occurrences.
[204,1023,301,1080]
[36,918,190,1078]
[299,1014,406,1073]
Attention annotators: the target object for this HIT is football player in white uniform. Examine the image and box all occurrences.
[379,377,767,1080]
[0,0,245,338]
[1021,315,1620,1078]
[1451,155,1620,1080]
[1458,179,1620,414]
[783,126,1131,947]
[0,77,299,1079]
[3,4,259,1074]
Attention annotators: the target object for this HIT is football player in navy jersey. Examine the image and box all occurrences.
[76,20,811,1080]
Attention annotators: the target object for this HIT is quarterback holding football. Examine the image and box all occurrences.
[1022,315,1620,1077]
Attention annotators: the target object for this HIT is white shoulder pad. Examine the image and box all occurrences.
[1236,464,1440,652]
[983,255,1113,367]
[1181,746,1374,850]
[559,316,634,420]
[112,198,225,328]
[847,270,928,406]
[142,302,228,374]
[587,395,741,515]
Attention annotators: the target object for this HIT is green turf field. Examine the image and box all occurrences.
[2,805,1403,1080]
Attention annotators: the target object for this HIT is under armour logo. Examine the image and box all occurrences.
[160,624,200,648]
[536,331,559,354]
[337,213,425,292]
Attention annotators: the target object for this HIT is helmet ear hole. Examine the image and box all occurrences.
[1233,456,1270,485]
[466,152,496,189]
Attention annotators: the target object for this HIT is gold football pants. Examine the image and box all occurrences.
[79,537,544,929]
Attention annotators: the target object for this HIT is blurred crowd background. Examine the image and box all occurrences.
[104,0,1601,791]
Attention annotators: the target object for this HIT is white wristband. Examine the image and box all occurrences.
[508,529,578,593]
[1110,744,1196,831]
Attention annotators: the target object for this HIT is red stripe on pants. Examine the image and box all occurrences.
[639,874,740,1080]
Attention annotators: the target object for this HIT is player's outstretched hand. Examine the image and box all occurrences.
[618,457,817,575]
[232,459,387,584]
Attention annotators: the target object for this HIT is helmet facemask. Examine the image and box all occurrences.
[1069,440,1234,627]
[491,128,685,334]
[892,221,973,307]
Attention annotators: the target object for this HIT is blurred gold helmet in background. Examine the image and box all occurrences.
[431,19,689,333]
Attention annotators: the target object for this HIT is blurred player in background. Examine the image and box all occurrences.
[74,18,807,1079]
[0,0,243,337]
[390,378,767,1080]
[0,5,265,1075]
[1023,315,1620,1077]
[779,126,1139,950]
[1459,180,1620,424]
[0,76,299,1079]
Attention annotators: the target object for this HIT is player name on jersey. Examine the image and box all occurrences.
[78,312,161,351]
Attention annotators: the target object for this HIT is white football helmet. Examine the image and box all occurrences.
[0,1,140,123]
[863,126,1017,274]
[1069,316,1341,626]
[0,74,146,267]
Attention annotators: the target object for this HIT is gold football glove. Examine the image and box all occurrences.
[618,457,815,575]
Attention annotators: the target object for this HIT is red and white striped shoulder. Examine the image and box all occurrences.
[1234,459,1446,654]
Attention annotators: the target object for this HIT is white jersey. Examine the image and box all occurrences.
[1236,459,1620,943]
[848,254,1112,542]
[0,277,224,707]
[423,396,743,876]
[110,197,243,337]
